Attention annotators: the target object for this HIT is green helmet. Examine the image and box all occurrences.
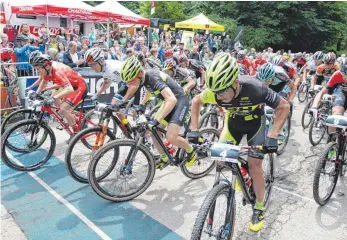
[206,54,239,92]
[120,56,143,82]
[257,62,275,82]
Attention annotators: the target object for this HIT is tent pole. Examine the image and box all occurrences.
[107,18,110,49]
[46,2,49,29]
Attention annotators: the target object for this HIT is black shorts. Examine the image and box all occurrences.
[316,76,325,85]
[154,95,189,126]
[115,82,142,105]
[220,112,266,159]
[332,88,347,110]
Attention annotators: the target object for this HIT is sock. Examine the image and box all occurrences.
[254,201,264,211]
[186,145,193,153]
[160,153,169,162]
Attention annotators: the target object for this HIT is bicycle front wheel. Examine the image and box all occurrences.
[191,183,236,240]
[308,119,327,146]
[1,119,56,171]
[301,99,313,129]
[313,142,339,206]
[88,139,155,202]
[297,83,308,103]
[65,126,117,183]
[1,108,34,135]
[277,115,291,155]
[263,153,274,209]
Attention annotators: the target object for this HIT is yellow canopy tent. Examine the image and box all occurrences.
[175,13,225,32]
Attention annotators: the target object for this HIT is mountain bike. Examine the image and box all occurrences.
[301,84,323,129]
[313,115,347,206]
[191,142,274,240]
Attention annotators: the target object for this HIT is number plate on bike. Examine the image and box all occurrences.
[326,115,347,129]
[210,143,240,163]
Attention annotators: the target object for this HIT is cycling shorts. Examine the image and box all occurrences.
[220,111,265,160]
[316,75,325,85]
[332,88,347,110]
[115,82,142,105]
[154,95,189,127]
[64,82,87,107]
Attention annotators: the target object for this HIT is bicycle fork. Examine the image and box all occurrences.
[120,135,144,175]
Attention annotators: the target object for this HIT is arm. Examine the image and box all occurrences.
[191,95,203,131]
[44,84,62,91]
[27,76,43,89]
[140,90,152,105]
[36,80,48,94]
[29,46,40,51]
[268,98,290,138]
[154,88,177,122]
[200,69,206,86]
[311,87,328,109]
[287,81,296,103]
[122,85,138,102]
[95,80,113,97]
[183,77,196,93]
[15,45,29,55]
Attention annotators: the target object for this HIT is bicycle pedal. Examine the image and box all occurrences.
[159,162,170,170]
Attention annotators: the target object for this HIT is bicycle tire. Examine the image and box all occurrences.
[263,153,274,209]
[301,98,313,129]
[82,109,117,135]
[313,142,339,206]
[340,142,347,177]
[297,84,308,103]
[191,183,235,240]
[1,119,56,171]
[308,120,326,146]
[147,105,160,119]
[277,115,291,155]
[180,128,220,179]
[65,126,117,183]
[1,108,33,135]
[88,139,156,202]
[199,111,219,129]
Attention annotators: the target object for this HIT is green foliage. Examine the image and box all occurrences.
[139,1,185,21]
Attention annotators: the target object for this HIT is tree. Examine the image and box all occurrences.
[139,1,185,21]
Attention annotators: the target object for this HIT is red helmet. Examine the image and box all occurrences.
[324,52,336,64]
[164,49,173,58]
[163,58,177,70]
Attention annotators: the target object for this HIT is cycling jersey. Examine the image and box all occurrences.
[187,59,206,79]
[326,71,347,109]
[145,58,161,70]
[282,62,297,79]
[237,58,254,74]
[254,59,267,70]
[174,67,196,86]
[103,60,122,83]
[316,63,340,82]
[43,62,86,106]
[305,60,317,73]
[199,76,281,159]
[143,69,185,99]
[293,57,306,67]
[238,63,250,75]
[269,66,292,93]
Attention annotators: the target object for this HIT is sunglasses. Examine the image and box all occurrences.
[215,87,230,96]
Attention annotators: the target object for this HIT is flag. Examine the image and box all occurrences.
[0,2,6,24]
[151,1,155,15]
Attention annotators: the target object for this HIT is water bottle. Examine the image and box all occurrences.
[122,119,132,134]
[164,141,176,155]
[241,167,252,186]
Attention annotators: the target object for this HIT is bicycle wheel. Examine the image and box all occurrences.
[88,139,156,202]
[263,153,274,209]
[313,142,339,206]
[82,109,117,135]
[65,126,117,183]
[297,83,308,103]
[180,128,220,179]
[301,98,313,129]
[340,142,347,177]
[147,104,160,119]
[1,119,56,171]
[308,119,326,146]
[1,109,34,135]
[199,111,220,129]
[191,183,236,240]
[277,115,291,155]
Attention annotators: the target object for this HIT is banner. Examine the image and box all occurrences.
[181,30,195,49]
[13,25,74,37]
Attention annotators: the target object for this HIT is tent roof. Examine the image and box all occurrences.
[92,0,150,26]
[175,13,224,31]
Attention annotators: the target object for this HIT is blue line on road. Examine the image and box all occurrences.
[1,149,184,240]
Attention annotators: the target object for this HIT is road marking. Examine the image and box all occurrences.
[7,151,112,240]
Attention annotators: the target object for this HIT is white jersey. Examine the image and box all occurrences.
[103,60,122,83]
[306,59,317,72]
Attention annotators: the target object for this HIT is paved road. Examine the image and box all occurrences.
[2,99,347,240]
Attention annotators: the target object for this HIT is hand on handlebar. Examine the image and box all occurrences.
[263,137,278,153]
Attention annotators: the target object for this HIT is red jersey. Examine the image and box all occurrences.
[282,62,297,79]
[326,71,347,92]
[237,58,254,74]
[43,62,85,87]
[0,43,14,62]
[254,59,267,70]
[293,58,306,66]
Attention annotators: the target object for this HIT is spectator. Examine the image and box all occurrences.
[47,48,58,61]
[38,28,49,47]
[3,24,18,43]
[38,22,47,37]
[142,46,149,58]
[88,26,96,46]
[46,34,59,52]
[193,33,200,45]
[223,35,232,50]
[119,32,127,52]
[18,23,33,39]
[151,28,159,44]
[186,36,194,52]
[57,27,68,46]
[91,42,99,48]
[216,36,222,51]
[134,36,145,51]
[188,45,200,60]
[207,33,215,51]
[81,36,90,48]
[99,34,108,49]
[175,30,182,41]
[200,33,207,43]
[199,45,209,61]
[202,52,212,67]
[80,43,89,57]
[1,33,14,62]
[102,48,115,60]
[71,34,82,51]
[73,24,83,39]
[63,41,84,68]
[158,41,166,64]
[152,39,159,49]
[114,46,124,61]
[56,42,65,62]
[123,48,134,61]
[149,47,161,66]
[14,35,41,76]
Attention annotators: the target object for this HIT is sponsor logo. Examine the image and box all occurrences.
[19,6,34,11]
[121,16,139,22]
[241,97,249,100]
[68,8,92,15]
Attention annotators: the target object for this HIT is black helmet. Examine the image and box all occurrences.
[16,35,28,42]
[29,52,51,67]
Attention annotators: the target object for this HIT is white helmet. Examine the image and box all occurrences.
[84,48,104,63]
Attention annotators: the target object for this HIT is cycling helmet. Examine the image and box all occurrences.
[146,58,161,70]
[313,51,324,61]
[324,52,336,64]
[297,52,303,58]
[271,55,285,67]
[120,56,142,82]
[340,58,347,75]
[163,58,177,70]
[84,48,104,63]
[215,51,228,59]
[257,62,275,82]
[29,53,51,67]
[206,55,239,92]
[164,49,173,58]
[136,52,145,62]
[237,50,246,60]
[238,63,249,75]
[177,54,188,65]
[16,35,28,42]
[29,50,42,64]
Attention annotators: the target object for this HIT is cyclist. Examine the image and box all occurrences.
[177,54,206,88]
[238,63,250,75]
[237,50,255,75]
[120,56,197,168]
[310,58,347,135]
[300,51,324,85]
[29,52,87,132]
[310,52,340,90]
[271,55,300,88]
[292,52,306,71]
[254,53,267,71]
[189,54,290,232]
[162,58,196,94]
